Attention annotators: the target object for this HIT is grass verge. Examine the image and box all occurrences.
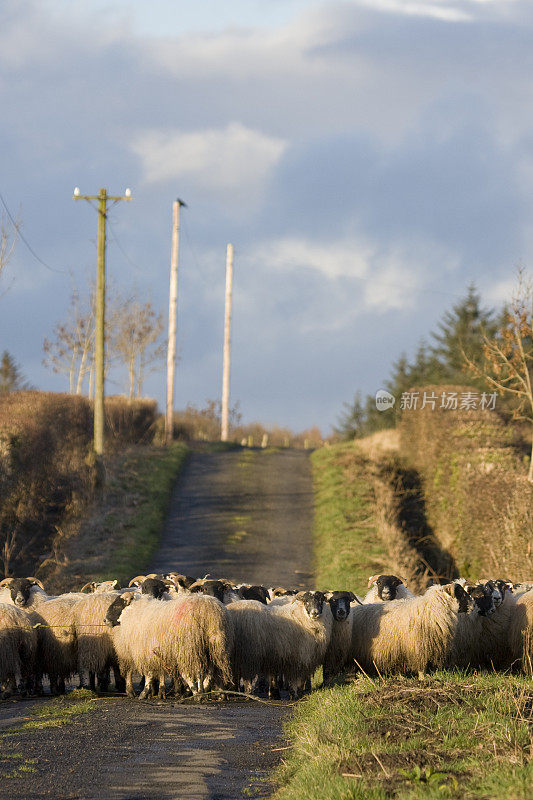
[274,674,533,800]
[42,442,189,591]
[96,442,189,584]
[312,443,382,595]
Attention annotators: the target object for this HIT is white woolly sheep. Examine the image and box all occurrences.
[227,591,332,698]
[349,583,472,679]
[0,603,37,697]
[106,593,233,698]
[508,588,533,674]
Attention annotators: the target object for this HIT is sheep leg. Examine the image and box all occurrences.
[113,666,126,693]
[268,676,280,699]
[157,673,166,700]
[0,674,16,699]
[138,672,155,700]
[97,668,110,692]
[124,670,136,698]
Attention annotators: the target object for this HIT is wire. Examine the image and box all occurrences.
[107,218,146,274]
[0,189,68,274]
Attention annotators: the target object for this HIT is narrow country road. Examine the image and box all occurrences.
[0,447,314,800]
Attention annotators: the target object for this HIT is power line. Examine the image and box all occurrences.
[0,189,68,274]
[106,218,146,274]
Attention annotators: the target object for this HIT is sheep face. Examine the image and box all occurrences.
[189,579,226,602]
[296,591,326,620]
[5,578,34,607]
[326,591,356,621]
[486,579,507,609]
[140,578,170,599]
[271,587,297,599]
[105,593,135,627]
[468,584,495,616]
[240,585,269,604]
[167,573,196,590]
[374,575,403,601]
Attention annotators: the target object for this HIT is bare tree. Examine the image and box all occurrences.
[111,296,165,399]
[43,286,95,394]
[465,267,533,482]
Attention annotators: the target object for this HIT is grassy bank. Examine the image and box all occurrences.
[275,674,533,800]
[42,442,189,591]
[274,441,533,800]
[312,443,382,594]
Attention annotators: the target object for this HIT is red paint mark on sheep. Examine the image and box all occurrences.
[172,600,194,625]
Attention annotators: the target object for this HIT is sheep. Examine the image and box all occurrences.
[363,574,415,603]
[0,603,37,697]
[446,582,494,669]
[72,591,125,692]
[227,591,332,698]
[236,585,269,604]
[105,592,233,699]
[474,581,517,671]
[80,580,121,593]
[322,591,357,683]
[189,579,240,604]
[28,595,79,694]
[0,577,48,608]
[508,588,533,674]
[268,587,297,601]
[349,583,472,679]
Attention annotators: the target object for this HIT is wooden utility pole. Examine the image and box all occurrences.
[221,243,234,442]
[165,199,186,446]
[73,187,132,478]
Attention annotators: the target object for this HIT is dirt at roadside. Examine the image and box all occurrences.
[0,447,314,800]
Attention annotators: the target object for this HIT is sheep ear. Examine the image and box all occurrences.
[0,577,14,588]
[129,575,146,587]
[323,591,333,600]
[80,582,97,593]
[27,577,45,590]
[348,592,357,602]
[368,574,380,588]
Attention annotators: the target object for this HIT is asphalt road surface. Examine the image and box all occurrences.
[0,447,314,800]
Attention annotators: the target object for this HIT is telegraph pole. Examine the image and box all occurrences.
[73,187,132,479]
[165,198,187,446]
[221,243,234,442]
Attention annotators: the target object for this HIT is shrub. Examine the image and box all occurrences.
[400,384,533,579]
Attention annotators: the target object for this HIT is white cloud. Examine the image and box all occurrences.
[132,123,287,200]
[244,236,444,313]
[248,236,372,279]
[353,0,473,23]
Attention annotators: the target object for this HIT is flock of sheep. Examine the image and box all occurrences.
[1,571,532,702]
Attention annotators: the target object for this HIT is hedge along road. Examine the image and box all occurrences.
[0,446,314,800]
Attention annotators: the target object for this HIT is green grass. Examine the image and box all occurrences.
[96,442,189,584]
[275,441,533,800]
[312,443,382,595]
[274,673,533,800]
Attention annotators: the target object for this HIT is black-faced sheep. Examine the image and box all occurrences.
[363,574,415,603]
[349,583,472,679]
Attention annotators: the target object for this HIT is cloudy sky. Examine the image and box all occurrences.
[1,0,532,433]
